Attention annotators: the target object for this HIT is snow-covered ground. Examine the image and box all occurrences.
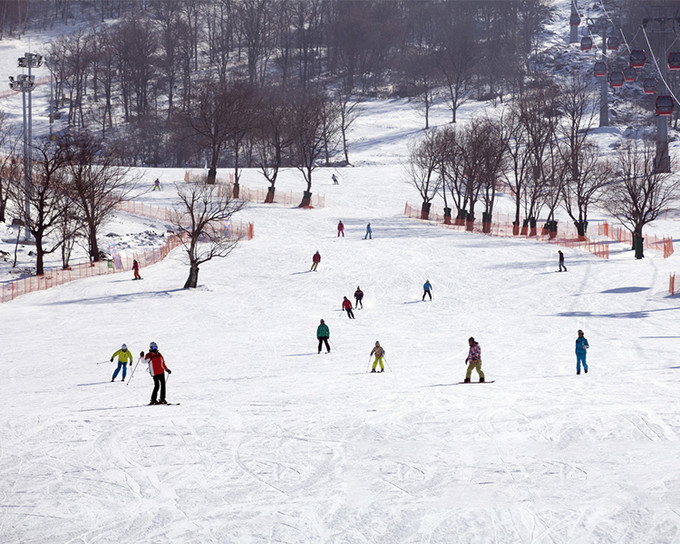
[3,5,680,543]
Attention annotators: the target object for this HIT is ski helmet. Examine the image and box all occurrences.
[121,344,127,350]
[149,341,158,350]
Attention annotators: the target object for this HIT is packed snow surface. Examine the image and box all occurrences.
[3,10,680,544]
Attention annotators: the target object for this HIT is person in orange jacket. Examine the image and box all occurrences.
[342,296,355,319]
[142,341,172,405]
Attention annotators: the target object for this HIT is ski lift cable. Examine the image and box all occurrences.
[641,24,679,105]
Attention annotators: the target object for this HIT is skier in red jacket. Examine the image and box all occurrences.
[342,296,355,319]
[337,220,345,237]
[310,251,321,272]
[142,341,172,404]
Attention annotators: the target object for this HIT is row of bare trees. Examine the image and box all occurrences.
[407,78,680,259]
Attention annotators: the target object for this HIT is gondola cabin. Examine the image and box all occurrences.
[623,67,637,82]
[656,95,674,116]
[609,71,624,88]
[606,36,619,50]
[580,37,593,51]
[668,52,680,70]
[629,49,646,68]
[643,78,657,94]
[594,61,607,77]
[570,13,581,26]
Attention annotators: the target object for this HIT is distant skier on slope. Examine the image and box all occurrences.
[575,329,589,375]
[422,280,433,301]
[558,250,567,272]
[370,341,385,373]
[110,343,133,382]
[132,259,142,280]
[364,223,372,239]
[142,341,172,405]
[337,220,345,237]
[342,296,355,319]
[464,337,485,383]
[317,319,331,354]
[354,286,364,309]
[310,251,321,272]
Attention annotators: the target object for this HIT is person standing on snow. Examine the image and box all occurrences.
[422,280,433,301]
[558,250,567,272]
[342,296,355,319]
[337,220,345,237]
[142,341,172,405]
[354,286,364,309]
[153,178,161,191]
[364,223,372,239]
[317,319,331,354]
[370,341,385,373]
[332,173,339,185]
[132,259,142,280]
[310,251,321,272]
[464,337,485,383]
[575,329,589,375]
[110,344,133,382]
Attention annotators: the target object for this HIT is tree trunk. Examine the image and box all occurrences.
[420,201,431,220]
[265,186,275,203]
[299,191,313,208]
[574,220,588,240]
[634,234,644,259]
[233,181,240,199]
[184,264,200,288]
[529,216,537,237]
[443,207,452,225]
[455,209,466,226]
[207,166,217,185]
[89,223,100,262]
[465,211,474,232]
[482,211,491,233]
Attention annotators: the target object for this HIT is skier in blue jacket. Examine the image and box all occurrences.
[575,329,589,375]
[422,280,432,301]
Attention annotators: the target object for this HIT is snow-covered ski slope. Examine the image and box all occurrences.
[4,9,680,544]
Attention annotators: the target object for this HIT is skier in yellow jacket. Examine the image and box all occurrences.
[370,341,385,373]
[110,344,134,382]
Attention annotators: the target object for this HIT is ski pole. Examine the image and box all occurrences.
[366,356,373,373]
[384,356,392,373]
[127,355,144,386]
[96,360,111,365]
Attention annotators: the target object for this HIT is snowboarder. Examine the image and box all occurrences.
[575,329,589,375]
[364,223,372,239]
[153,178,161,191]
[332,173,339,185]
[132,259,142,280]
[354,286,364,309]
[317,319,331,353]
[142,341,172,405]
[342,296,355,319]
[370,341,385,372]
[422,280,433,301]
[558,250,567,272]
[310,251,321,272]
[337,220,345,237]
[110,344,133,382]
[464,337,485,383]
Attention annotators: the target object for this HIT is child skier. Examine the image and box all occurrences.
[464,337,485,383]
[575,329,589,374]
[370,341,385,373]
[110,344,133,382]
[142,341,172,404]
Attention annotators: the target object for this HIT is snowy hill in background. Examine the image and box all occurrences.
[3,2,680,543]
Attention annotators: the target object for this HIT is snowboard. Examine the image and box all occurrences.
[458,380,495,384]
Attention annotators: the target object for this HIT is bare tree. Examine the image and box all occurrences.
[60,131,136,262]
[404,131,441,220]
[335,88,361,165]
[172,182,247,288]
[605,141,680,259]
[0,111,21,223]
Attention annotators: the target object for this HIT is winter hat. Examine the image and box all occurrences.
[468,337,475,343]
[121,344,127,350]
[320,319,325,324]
[150,341,158,350]
[578,330,584,334]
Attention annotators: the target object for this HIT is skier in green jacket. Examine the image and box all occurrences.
[110,344,134,382]
[317,319,330,353]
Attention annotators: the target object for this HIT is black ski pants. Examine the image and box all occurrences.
[318,337,330,353]
[345,308,355,319]
[151,373,166,403]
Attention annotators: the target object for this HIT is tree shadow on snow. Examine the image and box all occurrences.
[601,286,649,294]
[41,288,186,305]
[554,306,680,319]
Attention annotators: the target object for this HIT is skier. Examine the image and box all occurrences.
[142,341,172,405]
[342,296,355,319]
[558,250,567,272]
[364,223,372,239]
[110,343,133,382]
[332,173,339,185]
[153,178,161,191]
[464,337,485,383]
[575,329,589,375]
[317,319,331,354]
[422,280,433,301]
[310,251,321,272]
[354,286,364,309]
[132,259,142,280]
[370,341,385,373]
[337,220,345,237]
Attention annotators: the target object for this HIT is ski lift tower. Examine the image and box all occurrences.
[8,52,43,240]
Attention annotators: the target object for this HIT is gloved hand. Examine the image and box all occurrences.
[167,369,172,374]
[140,351,145,357]
[110,358,113,362]
[129,362,132,366]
